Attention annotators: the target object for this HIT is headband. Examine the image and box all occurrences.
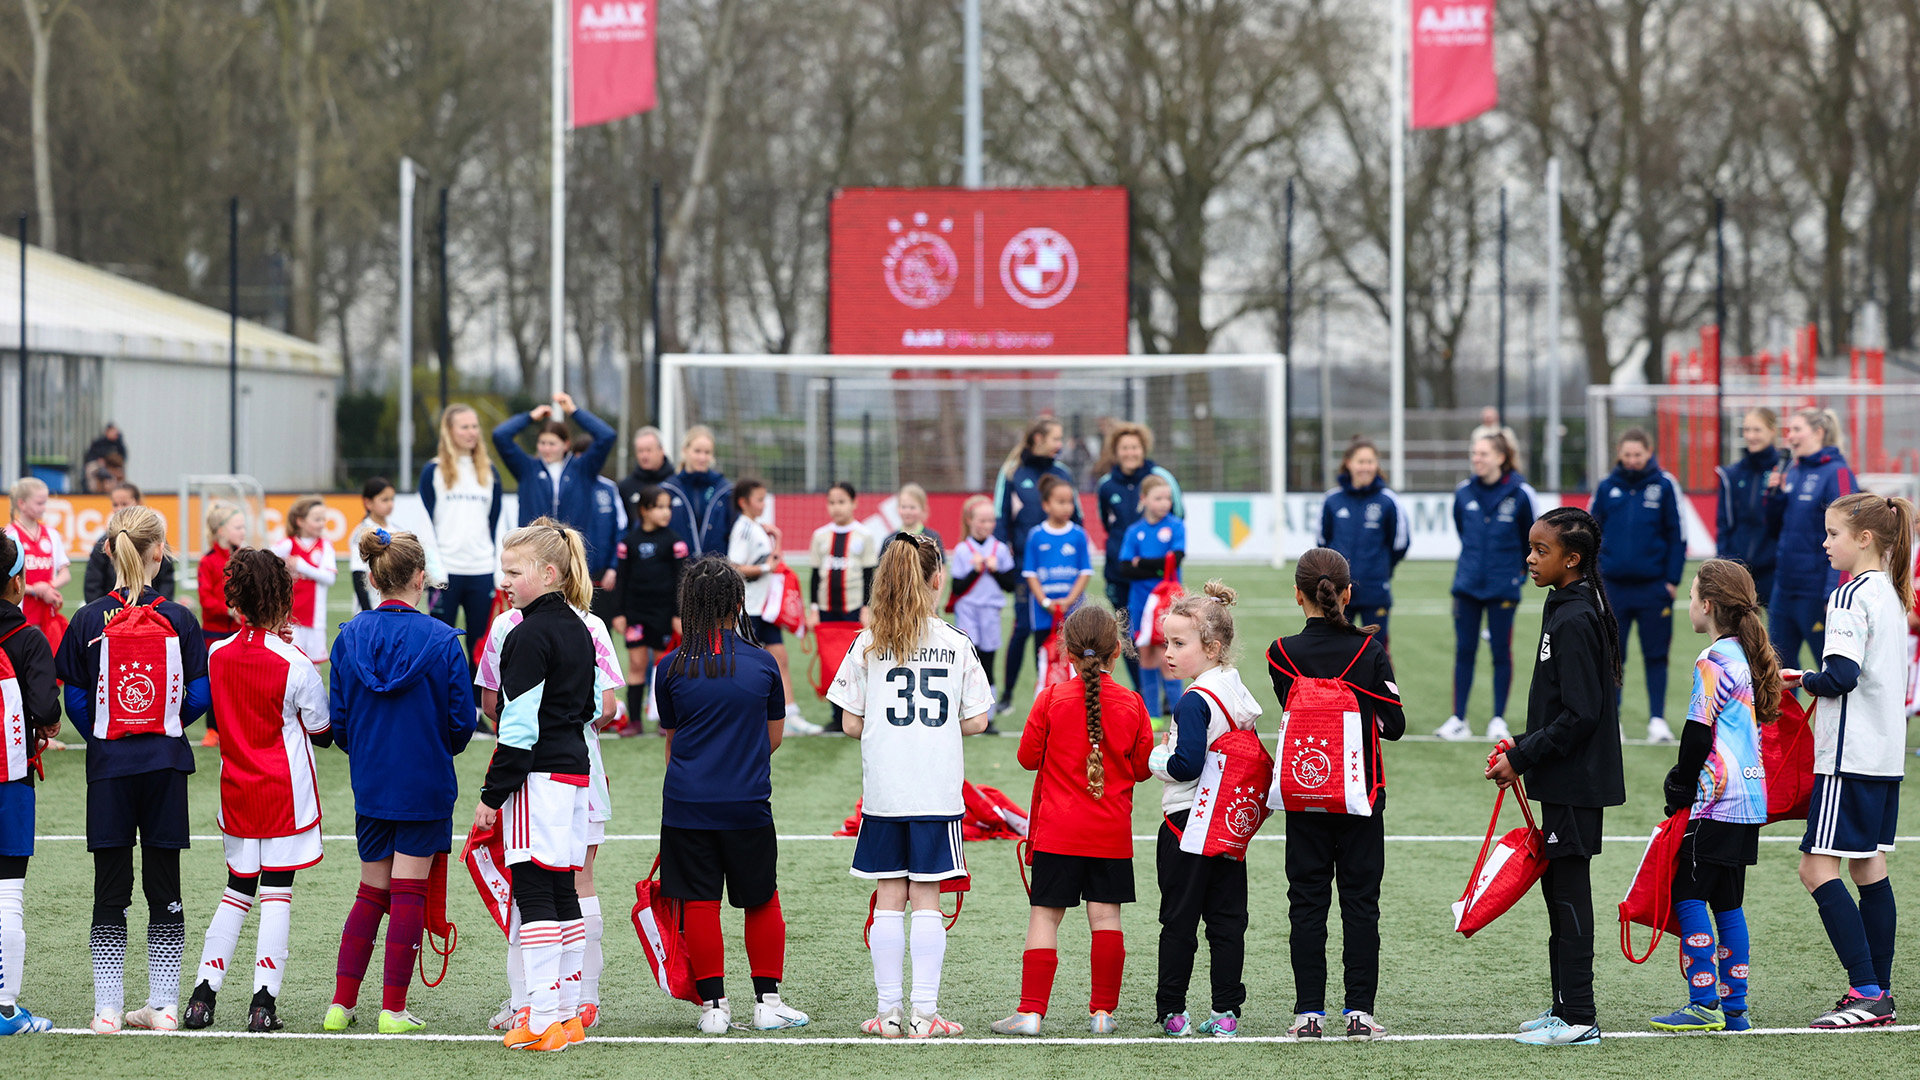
[5,541,22,579]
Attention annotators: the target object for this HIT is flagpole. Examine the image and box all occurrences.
[1545,156,1562,489]
[549,0,567,402]
[1389,0,1407,487]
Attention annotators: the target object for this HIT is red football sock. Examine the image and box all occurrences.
[1018,948,1059,1016]
[744,893,785,981]
[382,877,427,1013]
[333,883,389,1008]
[1089,930,1125,1014]
[683,899,725,982]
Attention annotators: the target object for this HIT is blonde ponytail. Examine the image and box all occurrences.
[503,516,592,611]
[104,505,167,592]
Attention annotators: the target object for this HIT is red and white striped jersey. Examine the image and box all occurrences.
[209,629,331,837]
[271,536,334,630]
[4,522,67,636]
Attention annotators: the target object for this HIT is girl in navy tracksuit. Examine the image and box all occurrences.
[492,392,617,535]
[1587,429,1686,742]
[1714,408,1781,603]
[1318,439,1409,648]
[995,417,1078,709]
[1096,423,1181,690]
[662,425,736,560]
[1439,432,1537,743]
[1766,408,1856,669]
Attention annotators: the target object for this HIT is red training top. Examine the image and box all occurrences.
[1018,673,1155,859]
[198,546,238,636]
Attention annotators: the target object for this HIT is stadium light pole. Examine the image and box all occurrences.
[1387,0,1407,489]
[1496,184,1508,423]
[963,0,982,188]
[398,157,423,491]
[1714,194,1727,464]
[550,0,568,404]
[436,186,452,417]
[229,197,239,475]
[16,213,26,482]
[1282,177,1295,493]
[1545,157,1563,489]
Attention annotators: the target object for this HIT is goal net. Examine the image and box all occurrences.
[659,354,1287,562]
[176,474,267,576]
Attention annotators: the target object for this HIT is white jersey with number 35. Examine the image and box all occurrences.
[827,618,995,818]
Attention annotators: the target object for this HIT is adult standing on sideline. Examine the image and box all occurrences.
[82,423,129,493]
[1767,407,1855,669]
[1588,429,1685,743]
[1469,407,1524,474]
[1715,408,1782,604]
[1436,432,1537,744]
[573,432,628,631]
[661,426,736,560]
[618,427,675,523]
[995,417,1078,713]
[84,484,176,602]
[491,390,616,550]
[421,404,504,664]
[1317,439,1409,647]
[1096,422,1182,690]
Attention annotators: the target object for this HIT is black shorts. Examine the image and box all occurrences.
[750,618,784,647]
[1027,850,1136,908]
[1672,857,1747,910]
[87,770,191,851]
[1538,802,1604,860]
[659,823,778,908]
[625,608,676,651]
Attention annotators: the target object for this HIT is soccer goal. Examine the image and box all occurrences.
[176,473,267,576]
[658,353,1288,563]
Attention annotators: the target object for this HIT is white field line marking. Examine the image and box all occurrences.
[42,1025,1920,1044]
[32,832,1915,845]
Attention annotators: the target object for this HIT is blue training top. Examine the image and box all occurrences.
[1023,521,1093,633]
[1119,514,1186,636]
[1319,473,1409,609]
[654,632,782,830]
[1588,457,1686,587]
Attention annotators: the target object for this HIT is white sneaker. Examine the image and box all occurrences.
[90,1008,124,1034]
[1434,716,1472,741]
[1646,717,1676,744]
[784,714,824,737]
[990,1011,1043,1036]
[861,1005,904,1037]
[1485,716,1512,744]
[752,995,809,1030]
[697,997,732,1034]
[126,1005,179,1031]
[908,1006,964,1037]
[1089,1010,1117,1034]
[489,1000,519,1031]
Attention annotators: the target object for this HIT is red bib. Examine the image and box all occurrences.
[93,592,185,741]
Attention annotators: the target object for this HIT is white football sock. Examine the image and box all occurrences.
[520,920,562,1032]
[196,888,252,993]
[0,879,24,1007]
[146,920,184,1009]
[252,886,292,998]
[868,909,905,1012]
[909,909,947,1014]
[579,896,603,1005]
[91,923,127,1013]
[506,903,527,1009]
[557,919,586,1018]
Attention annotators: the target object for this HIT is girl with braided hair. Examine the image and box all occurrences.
[1264,548,1405,1041]
[993,604,1154,1037]
[651,556,808,1034]
[1487,506,1625,1046]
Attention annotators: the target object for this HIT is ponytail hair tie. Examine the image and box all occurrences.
[373,527,391,545]
[1082,648,1096,657]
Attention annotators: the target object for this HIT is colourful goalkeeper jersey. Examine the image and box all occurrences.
[1686,637,1767,825]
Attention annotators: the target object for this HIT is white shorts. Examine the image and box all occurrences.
[289,625,328,664]
[222,824,323,876]
[587,819,606,847]
[503,772,591,872]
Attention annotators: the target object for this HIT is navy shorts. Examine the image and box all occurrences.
[355,814,453,863]
[0,781,34,858]
[86,769,191,851]
[1802,775,1900,858]
[750,617,784,647]
[851,814,967,882]
[1027,850,1135,907]
[626,608,676,651]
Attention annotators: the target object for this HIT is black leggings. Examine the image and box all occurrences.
[94,847,183,927]
[1541,856,1596,1026]
[511,864,581,925]
[0,855,25,880]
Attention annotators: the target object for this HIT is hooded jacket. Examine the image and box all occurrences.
[1766,445,1855,599]
[492,406,618,540]
[1588,457,1685,587]
[1096,459,1183,578]
[995,451,1080,572]
[1715,446,1781,574]
[327,600,476,820]
[1505,581,1626,808]
[662,468,736,559]
[1451,470,1538,602]
[1156,664,1264,815]
[1319,473,1410,609]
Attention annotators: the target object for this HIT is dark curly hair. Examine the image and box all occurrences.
[224,547,294,630]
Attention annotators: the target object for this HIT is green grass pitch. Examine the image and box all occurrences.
[11,560,1920,1078]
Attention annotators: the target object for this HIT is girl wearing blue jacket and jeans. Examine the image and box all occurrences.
[1714,408,1781,603]
[491,392,617,556]
[1437,433,1536,744]
[324,530,476,1036]
[1587,429,1686,743]
[1318,440,1409,647]
[1766,408,1856,669]
[995,418,1078,711]
[661,426,736,560]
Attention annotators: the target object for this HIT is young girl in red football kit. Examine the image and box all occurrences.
[271,497,336,663]
[993,605,1154,1036]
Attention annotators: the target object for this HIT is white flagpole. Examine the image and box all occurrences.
[549,0,567,402]
[399,158,416,489]
[1389,0,1407,486]
[1545,156,1562,488]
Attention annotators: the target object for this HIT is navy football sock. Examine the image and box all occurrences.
[1858,878,1896,992]
[1813,879,1881,995]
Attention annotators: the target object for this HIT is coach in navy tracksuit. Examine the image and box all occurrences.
[1318,439,1409,647]
[1588,430,1685,742]
[1438,432,1536,743]
[1715,408,1782,604]
[1096,422,1181,688]
[661,426,735,560]
[492,391,617,546]
[1766,408,1856,668]
[994,418,1078,710]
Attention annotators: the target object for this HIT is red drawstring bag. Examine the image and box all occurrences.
[863,874,968,947]
[93,591,185,741]
[1765,690,1814,823]
[1134,554,1184,648]
[768,563,807,635]
[806,621,865,699]
[0,625,37,783]
[462,819,513,935]
[632,856,701,1003]
[1453,777,1548,938]
[961,782,1029,840]
[471,588,512,665]
[1619,808,1690,963]
[418,852,457,986]
[1037,611,1074,690]
[1168,689,1275,861]
[1266,636,1392,816]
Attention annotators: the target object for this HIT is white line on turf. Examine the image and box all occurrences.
[41,1025,1920,1044]
[31,833,1920,845]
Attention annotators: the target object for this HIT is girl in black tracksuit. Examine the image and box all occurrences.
[1265,548,1405,1040]
[1487,507,1625,1045]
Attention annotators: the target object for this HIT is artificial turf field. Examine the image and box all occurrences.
[11,559,1920,1079]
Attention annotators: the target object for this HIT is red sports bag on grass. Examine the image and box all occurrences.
[1454,776,1548,938]
[633,856,700,1003]
[463,820,513,935]
[962,781,1030,840]
[1619,808,1690,963]
[93,591,185,741]
[1266,636,1392,816]
[807,620,865,700]
[1134,554,1184,649]
[1765,690,1814,823]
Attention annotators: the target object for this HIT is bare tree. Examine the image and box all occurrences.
[14,0,75,252]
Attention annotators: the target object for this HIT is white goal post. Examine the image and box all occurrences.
[658,353,1289,566]
[177,474,267,576]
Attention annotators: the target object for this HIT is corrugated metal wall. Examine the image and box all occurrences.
[107,359,336,491]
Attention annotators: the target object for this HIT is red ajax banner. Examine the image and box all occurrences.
[829,187,1130,355]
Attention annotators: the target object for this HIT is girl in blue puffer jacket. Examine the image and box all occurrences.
[1437,432,1537,743]
[1317,439,1410,647]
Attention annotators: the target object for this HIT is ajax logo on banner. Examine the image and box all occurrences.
[1000,227,1078,309]
[884,213,958,309]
